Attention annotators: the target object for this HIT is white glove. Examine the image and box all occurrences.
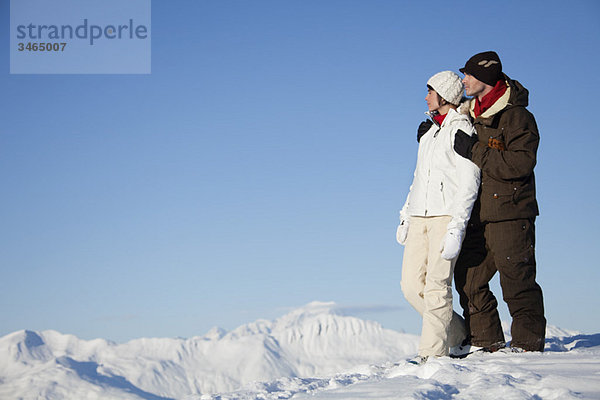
[396,218,409,245]
[440,228,464,260]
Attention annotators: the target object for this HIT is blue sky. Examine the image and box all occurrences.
[1,0,599,342]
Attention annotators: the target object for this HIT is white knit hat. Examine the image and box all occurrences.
[427,71,464,106]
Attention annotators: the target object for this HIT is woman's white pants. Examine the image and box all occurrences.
[401,216,467,357]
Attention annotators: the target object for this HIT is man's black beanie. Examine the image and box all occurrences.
[460,51,503,86]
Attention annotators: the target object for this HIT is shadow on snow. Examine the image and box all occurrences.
[57,356,174,400]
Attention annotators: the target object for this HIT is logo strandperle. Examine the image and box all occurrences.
[477,60,499,68]
[10,0,151,74]
[16,19,149,46]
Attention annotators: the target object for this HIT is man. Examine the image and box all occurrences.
[452,51,546,353]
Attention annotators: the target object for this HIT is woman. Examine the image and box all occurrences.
[397,71,480,365]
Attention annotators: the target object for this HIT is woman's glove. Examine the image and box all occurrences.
[396,218,409,245]
[440,228,464,260]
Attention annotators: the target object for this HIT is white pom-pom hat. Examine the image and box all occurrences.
[427,71,464,106]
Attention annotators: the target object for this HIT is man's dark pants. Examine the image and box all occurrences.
[455,218,546,351]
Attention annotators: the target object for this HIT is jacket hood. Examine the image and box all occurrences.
[505,74,529,108]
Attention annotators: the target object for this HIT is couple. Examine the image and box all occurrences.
[397,51,546,365]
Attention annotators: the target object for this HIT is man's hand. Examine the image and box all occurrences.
[417,120,433,143]
[454,130,478,160]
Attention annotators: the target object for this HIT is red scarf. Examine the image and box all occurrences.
[433,113,446,126]
[473,80,507,118]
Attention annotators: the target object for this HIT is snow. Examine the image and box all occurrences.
[1,301,599,400]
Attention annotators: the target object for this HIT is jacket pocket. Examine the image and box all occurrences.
[482,185,515,221]
[480,125,506,150]
[440,181,446,208]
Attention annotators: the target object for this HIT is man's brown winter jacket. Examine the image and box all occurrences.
[467,75,539,223]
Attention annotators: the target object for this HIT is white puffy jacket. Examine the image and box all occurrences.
[400,107,480,233]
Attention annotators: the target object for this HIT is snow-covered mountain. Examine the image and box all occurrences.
[0,301,418,399]
[1,301,599,400]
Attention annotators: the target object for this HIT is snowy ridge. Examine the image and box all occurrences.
[0,301,418,399]
[1,301,599,399]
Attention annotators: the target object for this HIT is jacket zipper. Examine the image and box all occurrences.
[424,124,441,216]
